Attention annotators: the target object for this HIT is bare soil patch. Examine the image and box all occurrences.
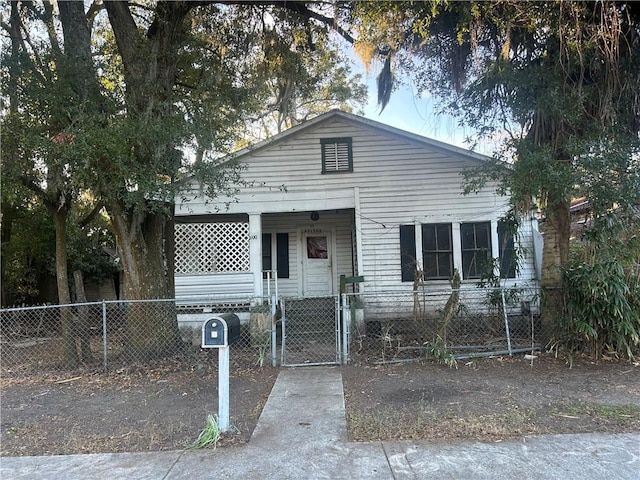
[343,354,640,442]
[1,358,278,457]
[2,353,639,457]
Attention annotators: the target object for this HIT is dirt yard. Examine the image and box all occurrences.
[343,354,640,442]
[1,353,639,456]
[1,358,279,457]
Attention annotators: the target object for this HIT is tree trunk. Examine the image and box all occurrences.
[540,197,571,343]
[100,2,192,361]
[51,208,78,366]
[1,211,13,306]
[166,204,176,298]
[73,270,93,362]
[108,203,180,360]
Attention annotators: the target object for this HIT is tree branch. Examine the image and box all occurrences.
[20,175,47,199]
[41,0,62,60]
[85,0,104,30]
[79,201,106,228]
[104,1,144,73]
[219,1,356,44]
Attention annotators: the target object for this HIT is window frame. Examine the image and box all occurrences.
[460,222,492,280]
[421,223,454,280]
[320,137,353,173]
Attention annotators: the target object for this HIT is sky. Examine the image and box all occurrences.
[362,86,469,148]
[355,65,499,157]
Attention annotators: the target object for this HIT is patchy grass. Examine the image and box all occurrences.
[346,404,541,442]
[343,354,640,442]
[551,403,640,421]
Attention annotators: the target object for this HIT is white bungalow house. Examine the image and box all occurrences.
[174,110,541,306]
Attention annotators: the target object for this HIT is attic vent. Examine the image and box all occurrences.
[321,137,353,173]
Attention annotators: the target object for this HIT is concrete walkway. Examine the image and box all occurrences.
[2,367,639,479]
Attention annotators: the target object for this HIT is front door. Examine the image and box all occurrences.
[302,232,333,296]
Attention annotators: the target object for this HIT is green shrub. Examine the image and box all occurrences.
[562,259,640,359]
[558,208,640,359]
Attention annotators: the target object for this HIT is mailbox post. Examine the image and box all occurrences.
[202,316,230,432]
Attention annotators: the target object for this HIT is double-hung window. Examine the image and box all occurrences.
[422,224,454,280]
[400,223,454,281]
[460,222,492,279]
[401,222,512,282]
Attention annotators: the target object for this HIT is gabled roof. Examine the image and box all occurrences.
[227,109,490,164]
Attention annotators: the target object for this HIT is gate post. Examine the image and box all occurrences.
[501,288,512,355]
[271,294,277,367]
[341,293,349,365]
[102,301,108,375]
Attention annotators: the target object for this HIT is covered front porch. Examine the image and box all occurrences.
[174,209,360,366]
[174,208,361,303]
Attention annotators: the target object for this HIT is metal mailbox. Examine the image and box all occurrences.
[201,313,241,348]
[200,313,237,433]
[202,316,228,348]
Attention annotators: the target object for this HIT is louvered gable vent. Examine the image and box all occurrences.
[321,137,353,173]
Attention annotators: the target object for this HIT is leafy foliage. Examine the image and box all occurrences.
[561,210,640,359]
[351,1,640,352]
[427,335,458,369]
[352,0,640,224]
[0,197,55,305]
[1,1,368,307]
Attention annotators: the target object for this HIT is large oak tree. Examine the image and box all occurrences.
[1,1,366,359]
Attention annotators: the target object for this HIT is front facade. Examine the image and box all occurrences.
[174,110,540,304]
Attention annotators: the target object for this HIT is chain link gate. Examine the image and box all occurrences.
[280,296,342,366]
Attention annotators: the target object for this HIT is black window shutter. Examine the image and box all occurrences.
[400,225,416,282]
[276,233,290,279]
[262,233,272,274]
[498,222,517,279]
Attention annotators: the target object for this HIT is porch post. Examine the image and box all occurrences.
[414,220,423,272]
[490,219,500,278]
[249,214,263,298]
[354,187,365,293]
[452,223,463,276]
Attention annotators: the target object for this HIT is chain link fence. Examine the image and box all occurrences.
[280,296,340,366]
[0,296,277,377]
[2,286,546,375]
[344,286,544,364]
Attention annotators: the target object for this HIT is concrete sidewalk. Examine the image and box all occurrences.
[2,367,639,479]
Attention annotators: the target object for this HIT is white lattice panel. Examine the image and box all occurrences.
[175,222,250,274]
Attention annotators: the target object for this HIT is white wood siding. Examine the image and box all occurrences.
[175,273,254,304]
[177,115,538,294]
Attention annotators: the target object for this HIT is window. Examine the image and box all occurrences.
[399,225,416,281]
[422,224,453,280]
[262,233,290,278]
[321,137,353,173]
[460,222,492,279]
[306,236,328,259]
[498,221,517,279]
